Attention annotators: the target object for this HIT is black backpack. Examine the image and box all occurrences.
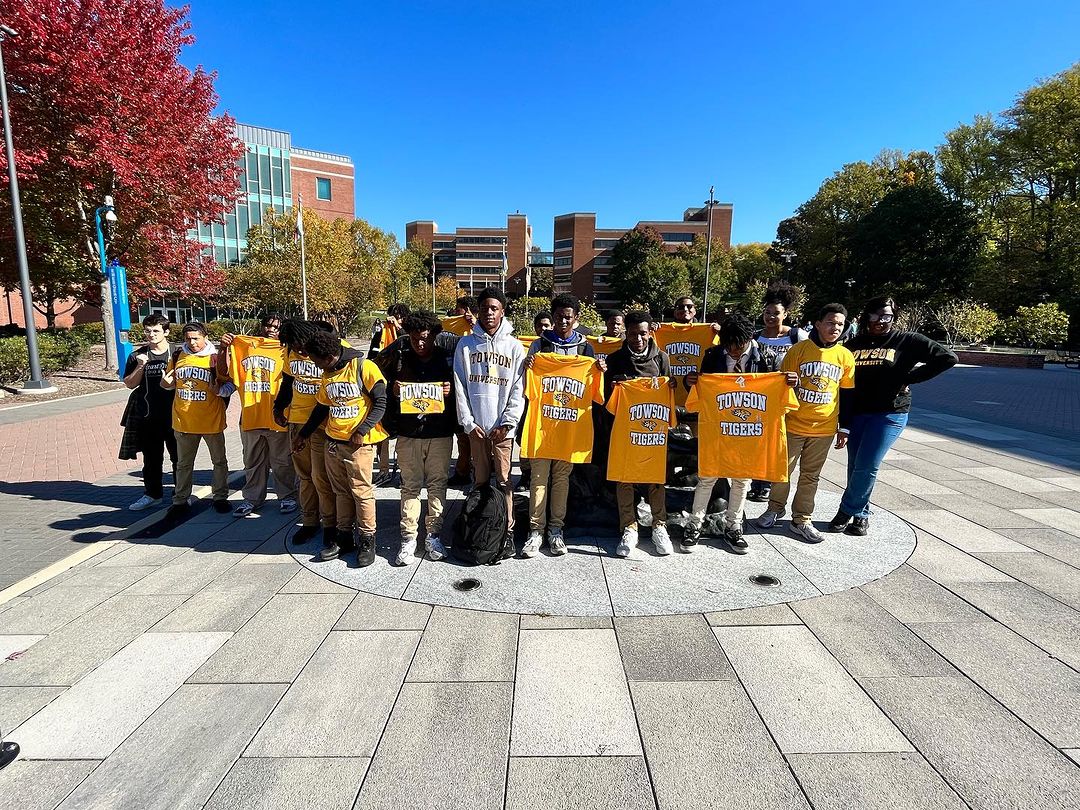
[451,484,508,565]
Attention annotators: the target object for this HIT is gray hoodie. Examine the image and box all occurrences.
[454,317,527,437]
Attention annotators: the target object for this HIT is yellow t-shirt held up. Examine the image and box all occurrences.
[522,354,604,463]
[400,382,446,415]
[229,336,287,432]
[654,323,718,406]
[685,372,798,481]
[605,376,677,484]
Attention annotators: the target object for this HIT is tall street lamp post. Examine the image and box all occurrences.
[702,186,716,322]
[0,24,55,392]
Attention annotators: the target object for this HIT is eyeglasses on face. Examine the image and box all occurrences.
[677,304,695,310]
[869,313,894,323]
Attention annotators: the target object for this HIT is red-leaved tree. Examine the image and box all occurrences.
[0,0,241,365]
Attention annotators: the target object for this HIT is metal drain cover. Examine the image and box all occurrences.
[749,573,781,587]
[452,578,483,592]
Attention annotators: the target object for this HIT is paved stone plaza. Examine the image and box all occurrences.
[1,365,1080,808]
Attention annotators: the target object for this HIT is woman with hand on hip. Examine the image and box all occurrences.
[831,296,957,536]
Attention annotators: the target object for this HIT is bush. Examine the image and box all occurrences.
[932,300,1000,345]
[997,302,1070,349]
[68,322,105,347]
[0,331,91,384]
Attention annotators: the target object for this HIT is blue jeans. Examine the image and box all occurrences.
[839,412,908,518]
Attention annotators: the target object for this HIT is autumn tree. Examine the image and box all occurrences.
[677,234,735,315]
[0,0,241,366]
[608,225,690,316]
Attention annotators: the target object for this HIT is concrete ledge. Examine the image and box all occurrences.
[954,350,1044,369]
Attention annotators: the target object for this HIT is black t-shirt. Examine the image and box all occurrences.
[845,330,957,415]
[124,346,175,420]
[376,342,458,439]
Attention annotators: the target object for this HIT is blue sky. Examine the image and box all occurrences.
[183,1,1080,249]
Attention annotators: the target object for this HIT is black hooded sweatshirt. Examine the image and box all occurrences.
[605,339,671,401]
[845,329,957,415]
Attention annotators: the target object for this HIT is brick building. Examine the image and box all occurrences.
[553,204,733,308]
[406,214,535,298]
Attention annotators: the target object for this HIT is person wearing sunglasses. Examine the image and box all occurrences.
[830,296,956,535]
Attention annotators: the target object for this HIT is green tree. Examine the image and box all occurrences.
[931,300,1000,345]
[677,235,735,315]
[999,302,1070,349]
[608,226,690,316]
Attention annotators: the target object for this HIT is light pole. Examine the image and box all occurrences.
[781,249,796,281]
[702,186,716,322]
[0,24,55,392]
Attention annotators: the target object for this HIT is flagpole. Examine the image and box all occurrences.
[501,237,507,294]
[298,196,309,320]
[431,247,436,313]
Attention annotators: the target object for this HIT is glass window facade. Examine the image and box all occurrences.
[661,232,695,242]
[553,238,574,250]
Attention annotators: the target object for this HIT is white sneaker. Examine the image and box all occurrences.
[652,523,673,556]
[233,501,255,517]
[616,526,635,558]
[756,509,784,529]
[425,533,447,561]
[523,530,543,558]
[279,498,298,514]
[396,537,417,566]
[548,527,567,556]
[790,522,826,544]
[128,494,162,512]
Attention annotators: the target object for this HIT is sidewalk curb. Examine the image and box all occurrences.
[0,471,246,607]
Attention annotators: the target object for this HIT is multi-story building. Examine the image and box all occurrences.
[193,123,355,268]
[405,214,534,298]
[553,204,733,308]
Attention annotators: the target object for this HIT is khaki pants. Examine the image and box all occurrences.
[692,477,750,528]
[173,431,229,504]
[528,457,573,532]
[469,434,515,531]
[398,435,453,541]
[290,425,334,528]
[768,433,833,525]
[241,428,298,506]
[616,482,667,531]
[324,440,376,535]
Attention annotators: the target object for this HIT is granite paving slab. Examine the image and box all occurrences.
[12,631,229,758]
[875,469,959,496]
[279,567,356,594]
[960,466,1069,493]
[55,683,286,810]
[95,541,189,568]
[150,588,275,633]
[972,552,1080,610]
[911,621,1080,747]
[28,565,157,594]
[632,680,808,810]
[0,760,98,810]
[0,685,65,734]
[246,630,419,757]
[861,675,1080,810]
[334,590,432,631]
[714,625,911,753]
[355,682,512,810]
[787,752,967,810]
[519,614,613,629]
[942,478,1056,510]
[198,560,300,592]
[204,758,368,810]
[1041,475,1080,491]
[792,589,956,677]
[512,629,641,756]
[407,607,517,681]
[998,527,1080,567]
[614,614,734,680]
[906,531,1017,583]
[0,634,43,660]
[859,565,991,624]
[946,582,1080,671]
[1013,507,1080,538]
[0,594,186,686]
[704,602,802,626]
[505,756,655,810]
[123,547,245,595]
[919,492,1044,529]
[0,586,117,634]
[895,509,1031,552]
[189,593,351,683]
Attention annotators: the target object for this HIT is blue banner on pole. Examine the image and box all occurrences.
[108,260,133,375]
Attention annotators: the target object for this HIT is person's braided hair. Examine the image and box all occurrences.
[719,313,755,348]
[279,319,333,352]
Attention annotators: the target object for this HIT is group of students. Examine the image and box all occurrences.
[119,281,957,566]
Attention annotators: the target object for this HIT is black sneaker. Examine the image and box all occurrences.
[682,524,700,547]
[292,525,320,545]
[356,532,376,567]
[213,500,231,514]
[321,526,339,548]
[725,523,749,554]
[746,487,771,503]
[447,472,471,488]
[828,510,852,532]
[372,472,393,488]
[318,543,341,561]
[846,516,870,536]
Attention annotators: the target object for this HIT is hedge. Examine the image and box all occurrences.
[0,331,89,385]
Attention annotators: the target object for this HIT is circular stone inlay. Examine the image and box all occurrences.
[291,488,915,617]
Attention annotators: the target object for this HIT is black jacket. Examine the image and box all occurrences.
[375,340,458,439]
[605,340,671,401]
[698,341,769,376]
[845,330,957,415]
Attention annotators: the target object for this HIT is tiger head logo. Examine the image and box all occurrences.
[411,399,430,412]
[810,376,829,392]
[553,391,571,406]
[640,418,658,432]
[732,408,751,422]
